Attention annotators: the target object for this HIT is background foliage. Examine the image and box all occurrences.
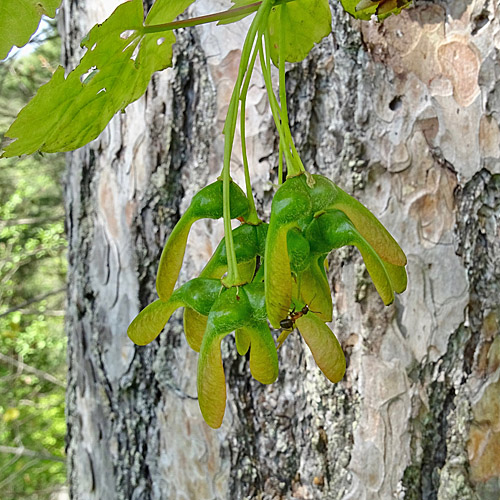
[0,20,67,500]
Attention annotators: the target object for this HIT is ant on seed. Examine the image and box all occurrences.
[277,298,320,348]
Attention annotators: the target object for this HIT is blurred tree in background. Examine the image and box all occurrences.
[0,20,67,500]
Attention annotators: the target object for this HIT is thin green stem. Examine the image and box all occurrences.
[265,21,305,176]
[240,43,260,225]
[278,5,290,154]
[277,7,291,183]
[142,0,296,34]
[221,0,274,288]
[278,139,283,185]
[258,35,298,176]
[143,2,262,34]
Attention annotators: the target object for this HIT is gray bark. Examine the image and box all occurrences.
[61,1,500,499]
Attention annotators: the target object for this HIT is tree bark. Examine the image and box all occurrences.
[61,1,500,499]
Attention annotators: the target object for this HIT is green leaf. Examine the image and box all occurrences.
[339,0,411,21]
[1,0,195,157]
[267,0,332,64]
[0,0,61,60]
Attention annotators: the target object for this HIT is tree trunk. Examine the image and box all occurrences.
[61,1,500,499]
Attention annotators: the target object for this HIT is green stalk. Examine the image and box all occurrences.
[278,3,305,173]
[142,0,296,34]
[258,36,299,176]
[278,139,283,185]
[265,26,305,176]
[240,43,261,225]
[143,2,262,33]
[221,0,274,288]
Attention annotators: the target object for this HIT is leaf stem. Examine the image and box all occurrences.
[143,0,297,33]
[143,2,262,33]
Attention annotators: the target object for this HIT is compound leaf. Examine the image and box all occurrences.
[2,0,195,157]
[0,0,61,60]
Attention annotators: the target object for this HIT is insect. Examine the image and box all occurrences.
[277,301,319,348]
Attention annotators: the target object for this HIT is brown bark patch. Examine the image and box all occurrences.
[437,40,480,107]
[468,379,500,483]
[362,6,480,108]
[98,169,119,240]
[408,165,457,246]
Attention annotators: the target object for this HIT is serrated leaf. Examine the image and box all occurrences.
[267,0,332,65]
[0,0,61,60]
[1,0,195,157]
[339,0,411,21]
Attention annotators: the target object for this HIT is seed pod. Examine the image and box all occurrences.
[127,278,221,346]
[197,284,277,428]
[265,174,312,327]
[326,185,407,267]
[316,209,407,305]
[156,180,250,301]
[296,313,345,383]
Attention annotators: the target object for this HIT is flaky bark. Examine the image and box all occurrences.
[62,1,500,499]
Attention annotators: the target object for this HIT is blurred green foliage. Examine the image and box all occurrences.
[0,20,67,500]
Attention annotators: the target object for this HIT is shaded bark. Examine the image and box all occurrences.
[62,1,500,499]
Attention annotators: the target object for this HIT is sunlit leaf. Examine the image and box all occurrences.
[1,0,195,157]
[0,0,61,60]
[267,0,332,64]
[3,407,20,422]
